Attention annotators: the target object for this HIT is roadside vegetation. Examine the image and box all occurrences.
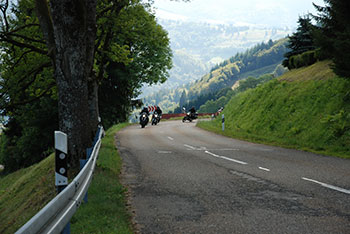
[71,123,132,233]
[0,155,56,233]
[0,123,132,233]
[198,61,350,158]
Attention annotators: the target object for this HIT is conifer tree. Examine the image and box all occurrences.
[283,15,315,68]
[313,0,350,78]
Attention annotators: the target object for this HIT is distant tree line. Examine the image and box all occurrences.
[210,39,277,73]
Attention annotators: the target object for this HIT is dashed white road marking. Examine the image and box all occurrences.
[205,150,247,165]
[167,136,174,141]
[211,148,240,151]
[302,177,350,195]
[158,151,172,154]
[258,167,270,172]
[184,144,196,150]
[184,144,238,152]
[204,150,221,158]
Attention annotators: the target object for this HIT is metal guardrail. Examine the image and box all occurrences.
[15,126,104,234]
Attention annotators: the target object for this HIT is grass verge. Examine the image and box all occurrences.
[70,123,133,233]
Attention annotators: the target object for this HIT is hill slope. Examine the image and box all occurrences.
[198,60,350,158]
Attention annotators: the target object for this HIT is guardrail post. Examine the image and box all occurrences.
[222,114,225,131]
[55,131,70,234]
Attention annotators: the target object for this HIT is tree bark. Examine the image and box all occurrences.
[48,0,97,168]
[88,78,100,132]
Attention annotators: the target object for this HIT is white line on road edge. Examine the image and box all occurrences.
[302,177,350,195]
[258,167,270,172]
[205,151,247,165]
[167,136,174,141]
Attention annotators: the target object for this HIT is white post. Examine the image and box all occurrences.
[222,114,225,131]
[55,131,68,192]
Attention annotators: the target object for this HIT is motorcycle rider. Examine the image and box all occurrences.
[140,106,149,116]
[139,106,150,128]
[151,106,162,125]
[189,106,196,119]
[155,106,162,116]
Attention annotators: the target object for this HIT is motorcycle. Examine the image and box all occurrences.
[182,108,198,122]
[151,113,161,125]
[139,111,149,128]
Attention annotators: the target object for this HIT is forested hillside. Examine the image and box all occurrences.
[144,38,288,113]
[187,38,287,97]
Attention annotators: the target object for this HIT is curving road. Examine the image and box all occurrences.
[116,120,350,234]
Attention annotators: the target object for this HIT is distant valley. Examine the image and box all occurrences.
[141,19,292,112]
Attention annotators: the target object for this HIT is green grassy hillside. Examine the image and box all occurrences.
[198,61,350,158]
[0,155,56,233]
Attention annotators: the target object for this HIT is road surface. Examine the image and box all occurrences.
[116,120,350,233]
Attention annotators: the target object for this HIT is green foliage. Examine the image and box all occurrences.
[199,61,350,158]
[98,2,172,128]
[288,50,319,69]
[0,97,58,173]
[0,0,57,172]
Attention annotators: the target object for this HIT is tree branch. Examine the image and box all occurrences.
[0,0,9,31]
[19,62,52,92]
[12,49,35,68]
[34,0,56,61]
[6,32,46,44]
[0,35,48,55]
[6,82,56,108]
[0,62,52,100]
[9,23,41,33]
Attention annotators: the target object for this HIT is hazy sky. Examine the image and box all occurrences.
[153,0,325,27]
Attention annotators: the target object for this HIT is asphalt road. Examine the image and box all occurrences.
[116,120,350,234]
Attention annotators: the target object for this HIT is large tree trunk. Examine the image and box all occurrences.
[49,0,97,168]
[88,78,100,132]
